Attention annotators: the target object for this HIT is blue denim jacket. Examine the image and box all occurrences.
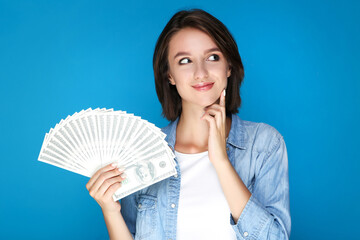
[121,114,291,240]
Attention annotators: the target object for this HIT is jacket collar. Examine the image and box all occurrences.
[162,114,247,151]
[227,114,247,150]
[161,118,178,151]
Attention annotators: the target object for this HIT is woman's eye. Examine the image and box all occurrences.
[179,58,191,64]
[208,54,220,61]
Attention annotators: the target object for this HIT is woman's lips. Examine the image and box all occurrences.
[192,82,214,91]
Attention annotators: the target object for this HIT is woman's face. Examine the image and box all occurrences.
[167,27,231,108]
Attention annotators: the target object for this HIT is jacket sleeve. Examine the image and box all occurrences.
[230,133,291,239]
[120,193,137,239]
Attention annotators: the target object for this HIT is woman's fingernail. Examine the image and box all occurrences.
[111,162,118,167]
[121,173,127,178]
[118,167,125,172]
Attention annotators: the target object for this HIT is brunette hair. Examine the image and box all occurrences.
[153,9,244,121]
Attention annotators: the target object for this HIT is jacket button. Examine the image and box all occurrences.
[226,147,229,151]
[138,204,142,209]
[171,203,176,208]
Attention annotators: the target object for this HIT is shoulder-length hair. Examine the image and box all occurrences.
[153,9,245,121]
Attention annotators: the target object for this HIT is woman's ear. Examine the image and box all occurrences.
[227,67,232,78]
[168,73,176,85]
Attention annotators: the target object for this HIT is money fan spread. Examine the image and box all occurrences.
[38,108,177,201]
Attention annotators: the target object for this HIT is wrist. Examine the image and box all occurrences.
[102,208,121,217]
[212,156,231,170]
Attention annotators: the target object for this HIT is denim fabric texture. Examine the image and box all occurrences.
[120,114,291,240]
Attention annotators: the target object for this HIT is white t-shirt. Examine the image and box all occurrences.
[175,150,237,240]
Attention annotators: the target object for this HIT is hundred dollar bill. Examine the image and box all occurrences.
[112,150,177,201]
[38,108,177,199]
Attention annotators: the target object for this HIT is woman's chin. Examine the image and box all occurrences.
[182,95,220,109]
[198,98,220,108]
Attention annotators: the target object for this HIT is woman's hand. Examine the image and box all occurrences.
[200,89,228,166]
[87,164,134,240]
[86,163,126,214]
[201,89,252,222]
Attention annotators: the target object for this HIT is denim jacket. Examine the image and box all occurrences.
[121,114,291,240]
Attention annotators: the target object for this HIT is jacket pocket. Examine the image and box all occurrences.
[135,194,157,240]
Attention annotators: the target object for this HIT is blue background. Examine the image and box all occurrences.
[1,0,359,239]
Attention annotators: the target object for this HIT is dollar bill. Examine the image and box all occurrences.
[38,108,177,199]
[112,150,177,201]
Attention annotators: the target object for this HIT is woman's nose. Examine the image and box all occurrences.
[194,62,208,80]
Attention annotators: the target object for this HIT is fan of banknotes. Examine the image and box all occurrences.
[38,108,177,201]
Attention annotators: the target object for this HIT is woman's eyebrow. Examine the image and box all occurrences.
[204,47,221,54]
[173,51,190,59]
[173,47,221,59]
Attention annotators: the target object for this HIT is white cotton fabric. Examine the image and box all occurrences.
[175,150,237,240]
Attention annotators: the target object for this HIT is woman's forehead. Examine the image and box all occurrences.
[168,28,218,56]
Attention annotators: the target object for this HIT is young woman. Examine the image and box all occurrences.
[86,9,291,240]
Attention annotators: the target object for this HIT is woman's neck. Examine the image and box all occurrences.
[174,103,231,154]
